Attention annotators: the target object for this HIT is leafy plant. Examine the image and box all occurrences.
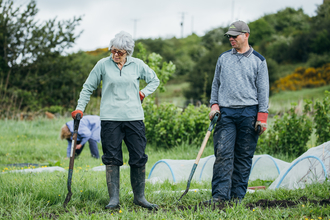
[313,90,330,145]
[135,42,176,93]
[143,100,212,148]
[259,102,313,157]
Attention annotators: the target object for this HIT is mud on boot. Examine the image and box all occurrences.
[105,165,120,209]
[130,165,158,210]
[203,197,224,205]
[231,197,243,206]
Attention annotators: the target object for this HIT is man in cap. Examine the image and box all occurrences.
[208,20,269,204]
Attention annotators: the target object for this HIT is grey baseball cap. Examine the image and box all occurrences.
[224,20,250,36]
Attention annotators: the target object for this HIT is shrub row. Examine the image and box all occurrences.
[143,99,210,148]
[145,92,330,158]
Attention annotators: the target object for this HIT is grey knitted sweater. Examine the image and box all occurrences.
[210,47,269,113]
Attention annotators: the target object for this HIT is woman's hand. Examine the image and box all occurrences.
[76,144,82,149]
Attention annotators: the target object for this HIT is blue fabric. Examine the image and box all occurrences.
[100,120,148,168]
[66,115,101,157]
[212,105,259,200]
[73,139,100,159]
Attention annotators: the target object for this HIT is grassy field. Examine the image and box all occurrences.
[0,117,330,219]
[157,82,190,108]
[269,85,330,115]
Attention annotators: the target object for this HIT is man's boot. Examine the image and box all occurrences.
[203,197,223,205]
[232,197,243,206]
[105,165,120,209]
[130,165,159,210]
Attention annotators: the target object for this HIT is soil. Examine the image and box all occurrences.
[177,196,330,212]
[28,196,330,219]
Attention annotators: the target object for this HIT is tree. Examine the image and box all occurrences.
[184,45,231,104]
[201,27,227,50]
[248,18,275,46]
[309,1,330,54]
[0,0,82,115]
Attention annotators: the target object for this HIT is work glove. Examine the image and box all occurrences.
[255,112,268,135]
[71,110,83,119]
[209,104,220,120]
[139,91,145,103]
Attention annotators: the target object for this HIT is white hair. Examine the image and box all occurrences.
[108,31,135,56]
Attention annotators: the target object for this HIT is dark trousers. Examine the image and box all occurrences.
[101,120,148,168]
[212,105,259,200]
[75,139,100,159]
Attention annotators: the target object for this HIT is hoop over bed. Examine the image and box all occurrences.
[269,141,330,190]
[147,154,289,184]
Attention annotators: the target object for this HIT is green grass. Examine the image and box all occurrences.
[269,85,330,115]
[0,118,330,219]
[157,82,190,108]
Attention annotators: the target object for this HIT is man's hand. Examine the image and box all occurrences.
[209,104,220,120]
[139,91,145,103]
[71,110,83,119]
[255,112,268,135]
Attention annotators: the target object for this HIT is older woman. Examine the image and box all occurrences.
[71,31,159,210]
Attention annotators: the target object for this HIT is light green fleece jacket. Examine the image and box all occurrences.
[76,55,160,121]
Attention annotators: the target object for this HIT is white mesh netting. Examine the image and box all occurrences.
[268,141,330,190]
[249,155,290,181]
[147,154,289,184]
[147,155,215,184]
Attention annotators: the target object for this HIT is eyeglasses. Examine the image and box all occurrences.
[110,48,127,56]
[226,33,245,38]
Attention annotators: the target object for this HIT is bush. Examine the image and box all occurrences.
[271,63,330,93]
[313,91,330,145]
[258,102,313,157]
[143,99,212,148]
[44,105,64,114]
[178,104,210,144]
[307,53,330,68]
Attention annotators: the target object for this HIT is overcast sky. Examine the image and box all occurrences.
[16,0,324,53]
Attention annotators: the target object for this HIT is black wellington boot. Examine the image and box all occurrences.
[105,165,120,209]
[130,165,159,210]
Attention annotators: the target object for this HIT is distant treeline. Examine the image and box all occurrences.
[136,3,330,101]
[0,0,330,118]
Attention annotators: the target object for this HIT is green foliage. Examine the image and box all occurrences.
[184,45,231,104]
[307,53,330,68]
[135,42,176,93]
[266,58,279,89]
[143,100,211,148]
[44,105,64,114]
[259,102,313,157]
[313,91,330,145]
[265,35,293,63]
[136,34,203,79]
[248,18,275,46]
[0,0,82,117]
[263,8,310,36]
[201,27,227,50]
[310,1,330,55]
